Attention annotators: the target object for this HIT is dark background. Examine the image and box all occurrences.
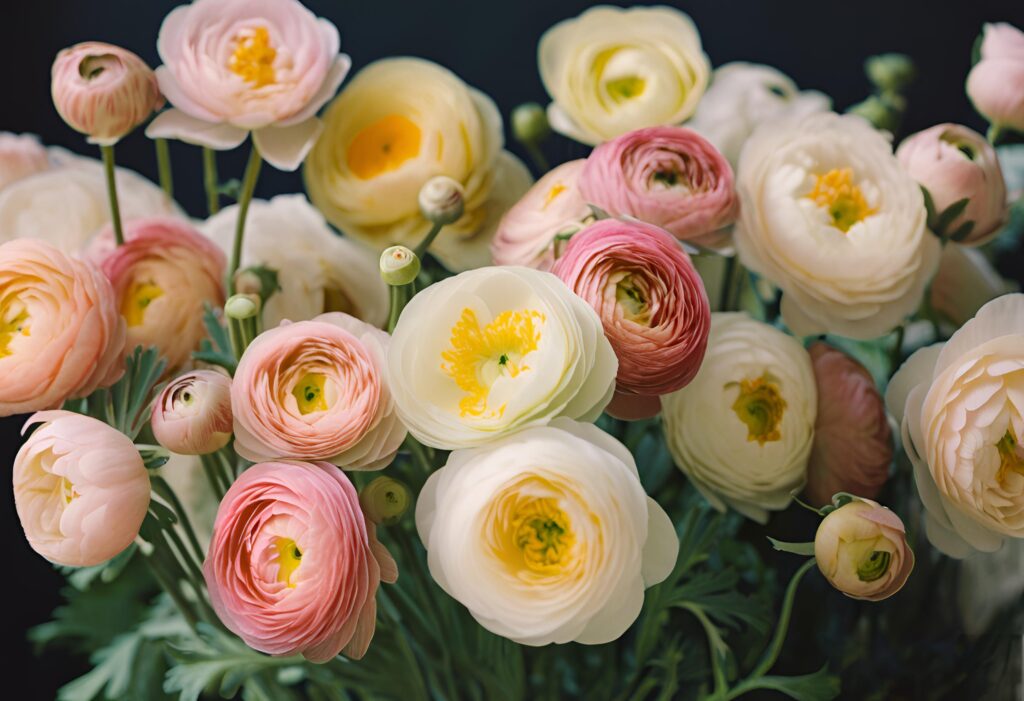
[3,1,1023,698]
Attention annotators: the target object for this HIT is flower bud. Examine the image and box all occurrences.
[359,476,412,525]
[511,102,551,145]
[51,42,164,145]
[418,176,465,226]
[233,265,281,308]
[864,53,916,93]
[847,93,904,133]
[380,245,421,286]
[0,132,49,191]
[151,370,233,455]
[966,23,1024,132]
[225,293,260,320]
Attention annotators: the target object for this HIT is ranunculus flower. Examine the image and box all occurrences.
[387,266,618,449]
[204,460,397,661]
[232,313,405,469]
[896,123,1007,244]
[552,219,710,420]
[887,293,1024,557]
[661,312,817,522]
[201,194,387,329]
[929,244,1018,329]
[966,23,1024,132]
[734,112,939,339]
[804,343,892,507]
[491,159,591,271]
[814,498,914,601]
[0,240,125,416]
[0,132,50,191]
[14,411,150,567]
[147,0,351,171]
[416,418,678,645]
[305,57,532,271]
[578,127,738,246]
[539,6,710,145]
[51,42,163,145]
[152,370,233,455]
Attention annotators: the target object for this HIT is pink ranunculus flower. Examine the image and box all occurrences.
[232,313,406,469]
[552,219,710,420]
[204,460,397,661]
[147,0,351,171]
[491,159,592,270]
[152,370,233,455]
[578,126,739,247]
[0,240,125,416]
[804,343,892,507]
[966,23,1024,132]
[51,43,164,145]
[14,411,150,567]
[0,133,50,191]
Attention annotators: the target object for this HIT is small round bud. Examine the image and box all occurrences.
[418,176,465,226]
[847,94,903,133]
[864,53,916,94]
[380,246,421,286]
[359,476,412,525]
[151,370,233,455]
[512,102,551,145]
[225,293,260,320]
[234,269,264,297]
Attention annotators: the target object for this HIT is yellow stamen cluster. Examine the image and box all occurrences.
[489,480,577,576]
[121,281,163,328]
[273,537,302,588]
[228,26,278,88]
[347,115,423,180]
[805,168,876,232]
[730,375,787,445]
[291,373,329,415]
[0,297,30,358]
[996,429,1024,487]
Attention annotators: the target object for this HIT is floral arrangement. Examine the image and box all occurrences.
[3,2,1024,699]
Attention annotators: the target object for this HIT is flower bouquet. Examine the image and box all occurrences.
[4,2,1024,699]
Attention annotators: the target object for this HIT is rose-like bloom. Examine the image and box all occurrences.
[201,195,387,328]
[579,126,738,246]
[887,294,1024,557]
[146,0,351,171]
[0,240,125,416]
[814,498,914,601]
[51,42,163,145]
[686,62,831,168]
[0,132,50,191]
[552,219,710,420]
[539,6,710,145]
[388,266,617,449]
[804,343,892,507]
[734,112,939,339]
[930,244,1018,329]
[204,460,397,661]
[305,57,532,271]
[416,418,677,645]
[491,160,591,271]
[661,313,816,522]
[966,23,1024,132]
[896,124,1007,244]
[152,370,233,455]
[232,313,405,469]
[14,411,149,567]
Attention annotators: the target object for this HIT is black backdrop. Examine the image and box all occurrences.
[3,1,1024,698]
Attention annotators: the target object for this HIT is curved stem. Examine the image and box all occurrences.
[203,147,220,216]
[749,558,817,679]
[151,476,205,566]
[412,222,444,260]
[100,144,125,246]
[228,145,262,295]
[524,141,549,173]
[155,138,173,198]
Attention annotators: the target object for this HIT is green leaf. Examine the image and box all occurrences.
[934,197,970,236]
[921,186,938,228]
[949,219,976,243]
[217,178,242,201]
[768,538,817,556]
[746,665,841,701]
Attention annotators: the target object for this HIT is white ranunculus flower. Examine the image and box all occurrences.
[201,194,388,329]
[886,294,1024,558]
[539,6,710,145]
[416,418,678,645]
[734,112,939,340]
[661,312,817,522]
[388,266,617,449]
[686,62,831,168]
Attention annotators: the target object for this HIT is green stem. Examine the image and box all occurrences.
[100,144,125,246]
[151,476,205,567]
[387,284,411,333]
[412,221,444,260]
[987,124,1004,146]
[228,145,263,295]
[681,603,728,695]
[524,141,549,173]
[200,453,228,500]
[144,553,199,630]
[155,138,173,198]
[749,558,817,679]
[203,147,220,216]
[404,436,434,475]
[890,323,906,372]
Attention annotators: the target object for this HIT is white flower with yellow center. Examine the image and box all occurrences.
[387,266,617,449]
[661,313,817,522]
[416,418,678,645]
[887,294,1024,557]
[734,112,940,339]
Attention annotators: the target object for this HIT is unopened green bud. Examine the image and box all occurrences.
[380,246,421,286]
[847,94,904,133]
[225,293,260,320]
[512,102,550,145]
[418,176,465,225]
[865,53,916,94]
[359,476,412,525]
[234,265,280,307]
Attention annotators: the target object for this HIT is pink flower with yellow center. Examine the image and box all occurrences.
[152,370,233,455]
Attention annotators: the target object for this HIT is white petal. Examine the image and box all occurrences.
[546,102,599,146]
[278,55,352,127]
[886,343,943,422]
[641,497,678,586]
[145,109,248,150]
[935,293,1024,376]
[252,119,324,172]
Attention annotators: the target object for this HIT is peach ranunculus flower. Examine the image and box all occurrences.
[0,240,125,416]
[204,460,397,661]
[14,411,150,567]
[152,370,233,455]
[147,0,351,171]
[232,313,406,469]
[552,219,711,420]
[0,133,50,191]
[966,23,1024,133]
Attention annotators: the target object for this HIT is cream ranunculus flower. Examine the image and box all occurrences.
[538,6,710,145]
[886,294,1024,557]
[734,112,939,340]
[415,418,678,645]
[304,57,532,271]
[661,312,817,522]
[387,266,617,449]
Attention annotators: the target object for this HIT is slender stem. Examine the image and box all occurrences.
[144,553,199,630]
[412,221,444,260]
[524,141,549,173]
[404,436,434,475]
[155,138,173,198]
[681,603,728,695]
[203,147,220,216]
[228,317,246,361]
[387,284,411,333]
[719,255,736,312]
[151,476,205,566]
[228,146,263,295]
[987,124,1004,146]
[99,144,125,246]
[749,558,817,679]
[890,323,906,372]
[200,453,228,499]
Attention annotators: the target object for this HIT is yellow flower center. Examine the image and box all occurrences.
[346,115,423,180]
[228,26,277,87]
[996,429,1024,487]
[615,276,651,325]
[847,537,893,582]
[61,477,80,505]
[291,373,329,415]
[805,168,876,232]
[440,307,545,419]
[273,537,302,588]
[605,75,646,102]
[730,375,787,445]
[0,297,30,358]
[121,281,163,328]
[543,183,567,208]
[489,480,577,576]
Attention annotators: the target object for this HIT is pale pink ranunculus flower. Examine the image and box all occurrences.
[491,159,592,270]
[204,460,397,661]
[805,343,892,507]
[0,240,125,416]
[147,0,351,171]
[552,219,710,420]
[232,313,406,469]
[14,410,150,567]
[0,133,50,191]
[152,370,233,455]
[966,23,1024,132]
[578,126,739,247]
[51,43,164,145]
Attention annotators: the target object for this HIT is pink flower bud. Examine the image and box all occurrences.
[966,23,1024,132]
[0,132,50,191]
[152,370,233,455]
